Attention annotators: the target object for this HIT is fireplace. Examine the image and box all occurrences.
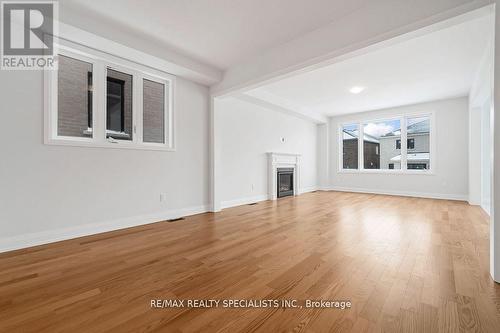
[277,168,294,198]
[268,152,300,200]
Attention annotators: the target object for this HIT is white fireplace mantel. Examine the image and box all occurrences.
[268,152,301,200]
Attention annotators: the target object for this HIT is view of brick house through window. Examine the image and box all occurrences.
[57,55,93,138]
[342,116,430,171]
[342,123,359,169]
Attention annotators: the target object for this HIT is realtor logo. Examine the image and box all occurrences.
[1,1,58,69]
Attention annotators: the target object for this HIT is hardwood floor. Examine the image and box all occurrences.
[1,191,499,332]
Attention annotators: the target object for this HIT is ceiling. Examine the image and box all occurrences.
[59,0,370,70]
[244,13,494,118]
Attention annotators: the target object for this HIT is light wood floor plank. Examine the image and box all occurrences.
[0,191,499,332]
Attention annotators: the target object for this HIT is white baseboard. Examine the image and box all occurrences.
[221,194,269,210]
[298,186,318,194]
[221,186,319,210]
[0,204,209,253]
[325,186,468,201]
[481,202,491,216]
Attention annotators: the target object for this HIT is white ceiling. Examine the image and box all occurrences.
[244,14,494,118]
[59,0,370,70]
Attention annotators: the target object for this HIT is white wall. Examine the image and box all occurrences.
[327,97,469,200]
[0,69,210,251]
[215,97,317,208]
[470,31,494,214]
[317,123,330,190]
[469,106,482,205]
[481,99,492,214]
[491,0,500,282]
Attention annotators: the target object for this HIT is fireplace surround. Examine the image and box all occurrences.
[267,152,301,200]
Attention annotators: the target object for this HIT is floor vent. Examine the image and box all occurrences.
[167,217,185,223]
[248,203,258,206]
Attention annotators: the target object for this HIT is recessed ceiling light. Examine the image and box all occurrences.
[349,86,365,94]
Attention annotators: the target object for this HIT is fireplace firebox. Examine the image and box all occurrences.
[277,168,294,198]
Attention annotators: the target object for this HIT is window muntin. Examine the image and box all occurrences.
[46,45,175,151]
[341,123,359,170]
[57,55,93,138]
[363,119,401,170]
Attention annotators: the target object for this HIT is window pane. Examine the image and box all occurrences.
[106,69,133,140]
[342,124,358,169]
[143,79,166,143]
[364,119,401,169]
[57,55,93,137]
[406,116,430,170]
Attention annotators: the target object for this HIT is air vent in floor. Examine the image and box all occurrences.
[167,217,185,222]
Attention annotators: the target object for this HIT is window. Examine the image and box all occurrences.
[57,55,94,138]
[106,69,133,141]
[408,163,427,170]
[339,113,432,173]
[143,78,166,144]
[87,72,93,129]
[45,45,174,151]
[406,116,430,170]
[341,124,359,169]
[363,119,401,170]
[396,139,415,150]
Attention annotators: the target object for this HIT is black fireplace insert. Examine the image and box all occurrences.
[277,168,294,198]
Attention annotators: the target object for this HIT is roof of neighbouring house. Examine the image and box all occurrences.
[390,152,430,162]
[383,118,430,137]
[343,129,379,144]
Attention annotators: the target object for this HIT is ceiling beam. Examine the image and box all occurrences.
[211,0,493,96]
[235,94,327,124]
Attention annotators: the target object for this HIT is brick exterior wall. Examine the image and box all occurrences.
[143,79,166,143]
[343,139,380,169]
[343,139,358,169]
[363,141,380,169]
[57,55,92,137]
[57,60,168,143]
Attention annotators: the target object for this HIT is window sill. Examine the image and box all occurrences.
[45,137,175,152]
[338,169,434,175]
[83,128,132,140]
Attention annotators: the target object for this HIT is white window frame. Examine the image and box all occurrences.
[44,40,175,151]
[338,111,435,175]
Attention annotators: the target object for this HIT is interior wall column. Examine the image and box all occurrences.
[210,96,221,212]
[491,0,500,282]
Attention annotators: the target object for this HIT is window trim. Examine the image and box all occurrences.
[338,111,435,175]
[44,41,176,151]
